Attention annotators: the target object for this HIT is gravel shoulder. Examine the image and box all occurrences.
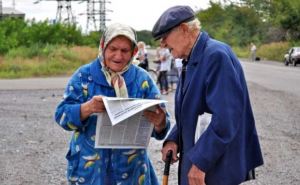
[0,80,299,184]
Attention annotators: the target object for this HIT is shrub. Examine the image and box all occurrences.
[257,42,290,61]
[232,46,250,58]
[0,45,97,78]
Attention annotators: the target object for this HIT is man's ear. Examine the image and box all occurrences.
[180,23,189,33]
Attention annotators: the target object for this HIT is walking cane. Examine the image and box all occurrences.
[162,150,173,185]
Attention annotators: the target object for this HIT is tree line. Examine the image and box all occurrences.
[0,0,299,56]
[199,0,300,46]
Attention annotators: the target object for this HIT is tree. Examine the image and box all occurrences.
[198,2,262,46]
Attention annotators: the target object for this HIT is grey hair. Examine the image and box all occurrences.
[186,18,201,31]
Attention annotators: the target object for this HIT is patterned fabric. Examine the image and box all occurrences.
[100,23,137,51]
[100,59,129,98]
[55,58,170,185]
[98,23,138,98]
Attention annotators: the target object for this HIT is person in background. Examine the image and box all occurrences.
[167,58,179,92]
[174,58,183,77]
[137,41,149,70]
[156,43,172,95]
[152,5,264,185]
[250,42,257,61]
[55,23,170,185]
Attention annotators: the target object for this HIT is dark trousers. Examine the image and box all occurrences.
[158,71,168,91]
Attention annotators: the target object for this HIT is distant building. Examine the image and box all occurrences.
[0,7,25,20]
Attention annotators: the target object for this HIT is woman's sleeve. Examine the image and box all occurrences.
[54,70,89,131]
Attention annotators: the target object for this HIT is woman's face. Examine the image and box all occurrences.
[104,36,134,72]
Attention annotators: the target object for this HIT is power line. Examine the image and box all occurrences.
[34,0,111,32]
[0,0,2,20]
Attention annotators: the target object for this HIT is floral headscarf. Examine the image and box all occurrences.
[98,23,138,97]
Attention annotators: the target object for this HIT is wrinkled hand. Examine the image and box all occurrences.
[188,164,206,185]
[143,106,166,133]
[161,141,178,164]
[80,95,105,120]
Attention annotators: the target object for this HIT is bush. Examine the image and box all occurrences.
[257,42,290,61]
[232,46,250,58]
[0,45,97,78]
[0,19,85,55]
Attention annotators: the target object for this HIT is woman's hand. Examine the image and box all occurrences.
[80,95,106,121]
[143,106,166,133]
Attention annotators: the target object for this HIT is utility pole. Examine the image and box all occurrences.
[85,0,97,31]
[34,0,77,24]
[0,0,2,20]
[33,0,111,31]
[12,0,15,9]
[99,0,107,32]
[82,0,111,32]
[55,0,74,23]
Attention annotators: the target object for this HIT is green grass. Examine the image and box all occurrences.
[0,45,97,79]
[232,46,250,58]
[257,42,290,62]
[233,42,291,62]
[0,42,296,79]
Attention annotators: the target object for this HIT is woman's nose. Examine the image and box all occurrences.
[114,50,123,59]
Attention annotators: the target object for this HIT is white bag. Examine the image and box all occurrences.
[194,112,212,144]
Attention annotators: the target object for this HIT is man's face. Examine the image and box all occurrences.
[104,36,133,72]
[161,25,188,59]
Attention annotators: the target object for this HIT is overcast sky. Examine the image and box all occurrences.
[3,0,210,31]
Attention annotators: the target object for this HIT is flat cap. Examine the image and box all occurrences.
[152,5,195,40]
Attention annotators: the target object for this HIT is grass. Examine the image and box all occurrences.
[0,45,97,79]
[256,42,290,62]
[232,46,250,58]
[0,42,295,79]
[233,42,291,62]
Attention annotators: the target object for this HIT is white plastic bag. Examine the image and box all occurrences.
[194,112,212,144]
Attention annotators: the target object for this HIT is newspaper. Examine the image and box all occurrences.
[95,97,167,149]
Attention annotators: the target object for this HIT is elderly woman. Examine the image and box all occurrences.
[55,23,170,185]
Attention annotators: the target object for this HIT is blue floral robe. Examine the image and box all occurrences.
[55,58,170,185]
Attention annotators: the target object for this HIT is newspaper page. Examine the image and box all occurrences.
[95,97,167,148]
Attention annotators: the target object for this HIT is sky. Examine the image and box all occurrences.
[3,0,211,31]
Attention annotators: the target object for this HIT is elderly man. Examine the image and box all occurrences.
[152,5,263,185]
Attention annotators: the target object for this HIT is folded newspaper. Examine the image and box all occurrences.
[95,97,167,149]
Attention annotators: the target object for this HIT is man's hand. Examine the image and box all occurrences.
[188,164,206,185]
[80,95,105,120]
[161,141,179,163]
[143,106,166,133]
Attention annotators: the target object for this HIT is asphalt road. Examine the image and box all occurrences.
[0,59,299,185]
[241,60,300,96]
[1,59,299,95]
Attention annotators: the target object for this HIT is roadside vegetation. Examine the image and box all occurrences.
[0,45,97,78]
[0,0,299,78]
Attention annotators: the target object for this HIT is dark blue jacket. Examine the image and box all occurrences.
[166,32,263,185]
